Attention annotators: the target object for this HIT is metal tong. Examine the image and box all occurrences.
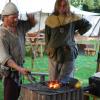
[27,72,37,84]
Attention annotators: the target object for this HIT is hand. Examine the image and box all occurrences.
[26,13,37,26]
[19,67,30,75]
[26,13,34,19]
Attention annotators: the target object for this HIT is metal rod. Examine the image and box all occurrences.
[89,18,100,36]
[96,45,100,72]
[38,10,42,31]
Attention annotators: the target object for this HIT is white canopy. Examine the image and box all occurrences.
[0,0,56,14]
[83,16,100,36]
[0,0,99,15]
[0,0,100,36]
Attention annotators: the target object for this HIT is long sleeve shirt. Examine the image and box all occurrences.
[0,20,33,66]
[45,14,92,61]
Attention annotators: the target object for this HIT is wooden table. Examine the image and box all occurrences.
[84,48,96,56]
[26,33,45,57]
[84,91,100,100]
[25,33,45,68]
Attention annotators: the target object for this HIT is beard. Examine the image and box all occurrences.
[11,21,18,27]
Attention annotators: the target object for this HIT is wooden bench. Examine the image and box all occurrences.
[77,43,96,55]
[84,48,96,56]
[84,91,100,100]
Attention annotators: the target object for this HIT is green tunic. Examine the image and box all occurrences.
[45,14,92,62]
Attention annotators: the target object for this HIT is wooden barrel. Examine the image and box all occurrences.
[20,83,84,100]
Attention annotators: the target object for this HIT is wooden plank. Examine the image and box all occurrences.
[56,94,62,100]
[66,91,71,100]
[37,94,42,100]
[79,89,84,100]
[32,92,38,100]
[52,94,57,100]
[71,91,76,100]
[45,95,51,100]
[61,93,67,100]
[41,95,47,100]
[75,89,80,100]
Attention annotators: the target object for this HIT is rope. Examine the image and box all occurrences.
[90,17,100,36]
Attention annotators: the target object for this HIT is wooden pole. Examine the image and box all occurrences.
[96,45,100,72]
[38,10,42,31]
[89,18,100,36]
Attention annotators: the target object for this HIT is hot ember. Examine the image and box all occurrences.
[48,80,62,89]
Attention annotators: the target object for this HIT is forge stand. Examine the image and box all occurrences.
[20,83,84,100]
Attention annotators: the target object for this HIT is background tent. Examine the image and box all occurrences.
[0,0,56,14]
[0,0,100,36]
[83,16,100,36]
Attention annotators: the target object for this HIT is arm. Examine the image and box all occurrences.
[74,18,92,35]
[45,25,51,48]
[26,13,37,27]
[6,59,29,75]
[0,37,29,75]
[18,13,37,34]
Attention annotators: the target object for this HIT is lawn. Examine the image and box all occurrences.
[0,80,3,100]
[24,54,97,86]
[0,54,97,100]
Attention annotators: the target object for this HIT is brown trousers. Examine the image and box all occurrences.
[4,77,20,100]
[48,58,75,81]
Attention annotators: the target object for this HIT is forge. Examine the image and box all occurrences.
[20,81,84,100]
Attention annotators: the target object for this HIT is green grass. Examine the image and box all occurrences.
[24,54,97,86]
[75,55,97,86]
[0,80,3,100]
[0,54,97,100]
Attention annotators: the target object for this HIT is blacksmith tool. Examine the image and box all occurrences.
[27,72,37,83]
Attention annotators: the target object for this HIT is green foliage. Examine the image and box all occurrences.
[70,0,100,13]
